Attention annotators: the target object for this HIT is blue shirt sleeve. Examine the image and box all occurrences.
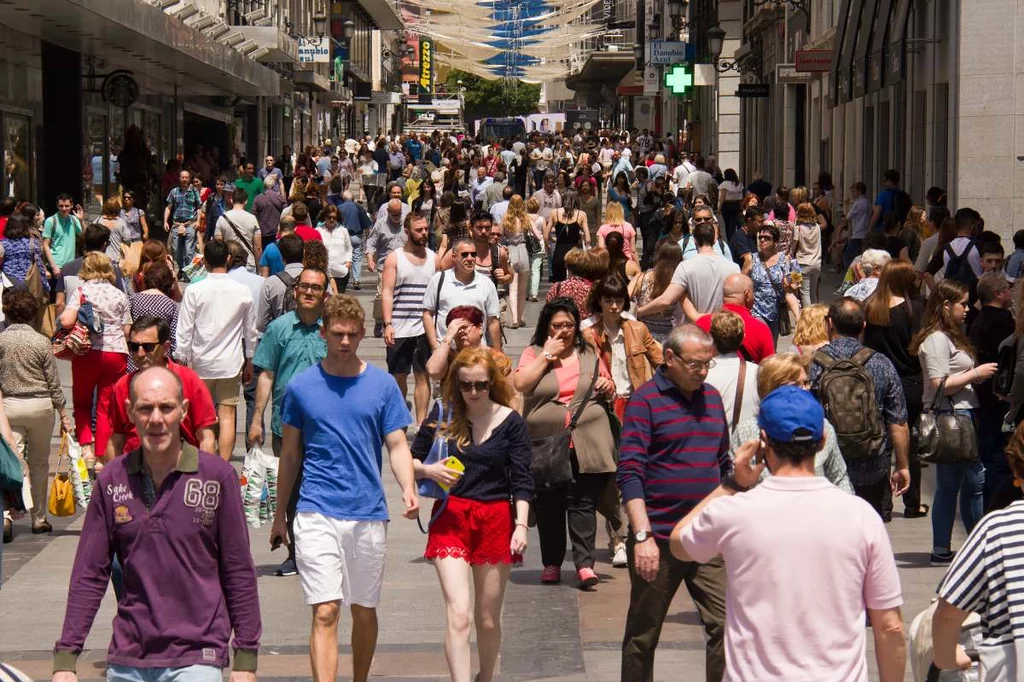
[252,322,281,371]
[380,372,413,436]
[280,382,304,431]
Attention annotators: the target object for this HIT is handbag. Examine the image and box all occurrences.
[52,299,98,360]
[0,435,23,492]
[415,402,454,533]
[47,456,76,517]
[530,355,600,491]
[525,230,541,255]
[917,377,979,463]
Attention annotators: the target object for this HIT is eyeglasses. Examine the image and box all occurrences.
[680,358,716,371]
[757,235,775,242]
[694,217,714,224]
[458,380,491,393]
[295,283,326,293]
[457,251,477,259]
[128,341,160,353]
[549,321,575,331]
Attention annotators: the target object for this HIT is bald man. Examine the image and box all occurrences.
[695,273,777,360]
[365,202,411,336]
[53,365,262,682]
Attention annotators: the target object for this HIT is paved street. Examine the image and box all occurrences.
[0,277,964,682]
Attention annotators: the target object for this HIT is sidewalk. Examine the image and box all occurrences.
[0,277,964,681]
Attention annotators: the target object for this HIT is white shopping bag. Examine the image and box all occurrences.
[240,447,267,528]
[63,434,92,508]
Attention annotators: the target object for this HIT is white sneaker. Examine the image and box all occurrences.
[612,544,628,568]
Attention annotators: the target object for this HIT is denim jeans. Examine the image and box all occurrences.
[975,408,1011,509]
[842,238,863,271]
[350,233,363,284]
[173,225,197,272]
[107,664,222,682]
[931,459,985,554]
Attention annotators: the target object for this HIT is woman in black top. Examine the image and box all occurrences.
[863,259,927,518]
[411,347,532,682]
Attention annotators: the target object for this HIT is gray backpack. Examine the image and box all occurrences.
[812,348,885,460]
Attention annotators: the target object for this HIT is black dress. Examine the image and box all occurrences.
[550,211,582,282]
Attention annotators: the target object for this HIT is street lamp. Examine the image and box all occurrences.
[707,24,741,72]
[342,19,356,40]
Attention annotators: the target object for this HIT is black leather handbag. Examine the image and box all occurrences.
[530,356,599,491]
[917,377,979,463]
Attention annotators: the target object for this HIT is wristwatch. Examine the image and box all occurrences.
[383,321,393,326]
[633,529,652,543]
[543,351,557,363]
[722,475,749,493]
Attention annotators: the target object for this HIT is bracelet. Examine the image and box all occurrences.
[515,522,528,529]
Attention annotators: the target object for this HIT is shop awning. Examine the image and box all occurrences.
[866,0,894,94]
[830,0,860,104]
[0,0,280,96]
[851,0,880,99]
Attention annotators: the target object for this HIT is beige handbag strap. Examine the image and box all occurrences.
[732,357,746,432]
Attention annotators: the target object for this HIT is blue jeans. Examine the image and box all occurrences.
[107,664,222,682]
[976,408,1011,509]
[842,238,863,271]
[350,234,363,284]
[173,225,197,272]
[931,459,985,554]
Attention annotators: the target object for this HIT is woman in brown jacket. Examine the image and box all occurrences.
[515,298,617,589]
[583,276,663,422]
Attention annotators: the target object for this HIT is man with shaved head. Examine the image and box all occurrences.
[53,364,262,682]
[694,273,776,360]
[365,198,409,336]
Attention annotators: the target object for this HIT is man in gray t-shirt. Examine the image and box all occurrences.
[635,218,739,325]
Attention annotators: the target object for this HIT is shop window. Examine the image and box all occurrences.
[878,99,890,179]
[2,112,32,203]
[911,90,926,199]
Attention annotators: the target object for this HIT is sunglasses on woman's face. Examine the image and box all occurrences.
[458,380,491,393]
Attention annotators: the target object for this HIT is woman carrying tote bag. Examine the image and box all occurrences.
[910,279,997,566]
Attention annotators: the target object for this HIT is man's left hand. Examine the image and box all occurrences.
[891,467,910,496]
[229,671,256,682]
[242,362,253,385]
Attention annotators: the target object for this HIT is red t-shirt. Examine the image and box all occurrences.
[0,215,7,240]
[294,225,323,242]
[696,302,776,362]
[110,361,218,454]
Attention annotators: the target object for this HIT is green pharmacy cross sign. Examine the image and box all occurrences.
[665,63,693,96]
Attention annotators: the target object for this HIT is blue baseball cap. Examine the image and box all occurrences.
[758,386,824,444]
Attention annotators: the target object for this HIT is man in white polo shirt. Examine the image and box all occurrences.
[421,237,501,351]
[670,386,906,682]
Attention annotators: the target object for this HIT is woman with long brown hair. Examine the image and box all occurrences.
[863,260,927,518]
[501,195,532,327]
[910,279,995,564]
[629,238,682,344]
[412,347,532,682]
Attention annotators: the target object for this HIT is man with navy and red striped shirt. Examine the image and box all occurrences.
[617,324,730,682]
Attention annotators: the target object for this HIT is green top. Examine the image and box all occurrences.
[252,311,327,436]
[42,214,83,268]
[234,175,264,211]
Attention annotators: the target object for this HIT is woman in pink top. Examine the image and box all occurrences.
[597,202,637,261]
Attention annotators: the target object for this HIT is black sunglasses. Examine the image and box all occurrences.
[458,380,491,393]
[128,341,161,353]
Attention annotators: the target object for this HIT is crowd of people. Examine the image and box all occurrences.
[0,126,1021,682]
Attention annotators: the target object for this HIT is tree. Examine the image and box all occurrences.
[445,70,541,125]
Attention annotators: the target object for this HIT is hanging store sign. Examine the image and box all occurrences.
[777,64,814,84]
[419,39,434,104]
[795,49,833,72]
[736,83,770,98]
[649,41,689,65]
[298,43,331,63]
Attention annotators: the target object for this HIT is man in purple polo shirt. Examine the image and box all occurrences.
[617,324,730,682]
[52,366,261,682]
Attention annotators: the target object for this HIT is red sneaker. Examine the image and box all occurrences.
[577,566,599,589]
[541,566,561,584]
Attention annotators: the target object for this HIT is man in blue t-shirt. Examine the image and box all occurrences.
[869,168,901,232]
[271,294,419,682]
[404,135,423,162]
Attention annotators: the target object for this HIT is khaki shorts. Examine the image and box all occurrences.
[203,373,242,406]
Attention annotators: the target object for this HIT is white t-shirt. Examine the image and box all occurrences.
[679,476,903,682]
[719,180,745,202]
[705,354,760,427]
[421,270,500,341]
[216,209,261,271]
[914,233,939,274]
[670,254,740,324]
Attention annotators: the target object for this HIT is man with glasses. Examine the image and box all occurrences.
[617,324,729,682]
[636,218,740,325]
[164,171,203,276]
[248,267,329,577]
[258,155,283,193]
[366,199,410,337]
[177,240,258,462]
[422,237,501,352]
[106,316,217,460]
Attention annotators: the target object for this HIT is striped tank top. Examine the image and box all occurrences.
[393,248,437,338]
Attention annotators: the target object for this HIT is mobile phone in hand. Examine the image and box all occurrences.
[271,537,283,551]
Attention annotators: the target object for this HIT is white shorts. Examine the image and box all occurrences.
[293,512,388,607]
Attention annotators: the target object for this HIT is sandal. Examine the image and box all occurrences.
[904,504,929,519]
[32,520,53,534]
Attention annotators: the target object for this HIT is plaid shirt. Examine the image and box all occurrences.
[166,186,201,223]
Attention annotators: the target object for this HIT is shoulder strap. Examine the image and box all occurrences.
[275,271,296,286]
[433,270,446,319]
[223,215,255,258]
[851,347,875,367]
[490,243,500,286]
[812,349,836,370]
[732,357,746,431]
[568,354,601,430]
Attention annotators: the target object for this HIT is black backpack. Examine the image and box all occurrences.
[812,348,885,461]
[943,240,979,294]
[994,332,1018,399]
[275,271,299,315]
[892,189,912,223]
